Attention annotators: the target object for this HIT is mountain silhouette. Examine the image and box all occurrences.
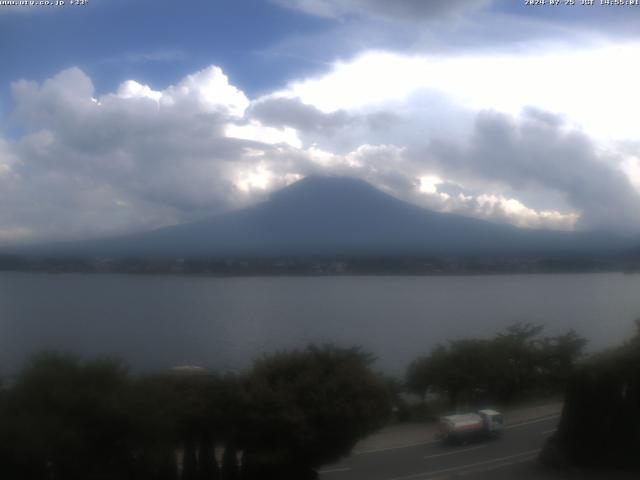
[15,176,635,258]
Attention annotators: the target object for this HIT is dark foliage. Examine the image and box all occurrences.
[0,345,391,480]
[239,345,391,477]
[1,352,136,479]
[406,323,587,407]
[542,321,640,471]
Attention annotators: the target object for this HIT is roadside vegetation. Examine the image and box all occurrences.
[3,322,637,479]
[405,323,586,412]
[541,321,640,472]
[0,346,391,480]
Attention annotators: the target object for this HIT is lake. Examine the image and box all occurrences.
[1,272,639,376]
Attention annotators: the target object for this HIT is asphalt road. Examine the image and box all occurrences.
[318,414,561,480]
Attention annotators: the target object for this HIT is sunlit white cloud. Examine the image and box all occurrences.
[225,121,302,148]
[275,44,640,142]
[234,163,275,193]
[1,57,639,245]
[308,142,581,231]
[157,66,250,117]
[116,80,162,102]
[418,175,443,194]
[470,194,579,231]
[621,155,640,193]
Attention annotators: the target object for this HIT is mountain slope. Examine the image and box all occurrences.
[16,176,635,258]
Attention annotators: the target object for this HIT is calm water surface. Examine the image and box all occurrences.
[1,272,639,375]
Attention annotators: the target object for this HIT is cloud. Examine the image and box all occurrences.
[225,121,302,149]
[290,142,580,231]
[273,46,640,143]
[425,109,640,232]
[1,58,639,246]
[250,96,354,135]
[272,0,493,21]
[247,98,632,232]
[247,96,395,153]
[249,50,640,232]
[2,66,265,243]
[267,0,640,63]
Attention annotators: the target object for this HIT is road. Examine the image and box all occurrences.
[318,414,561,480]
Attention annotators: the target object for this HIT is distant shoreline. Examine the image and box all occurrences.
[1,268,638,278]
[2,251,640,277]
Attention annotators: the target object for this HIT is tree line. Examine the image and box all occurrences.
[0,323,590,480]
[405,323,587,408]
[0,346,391,480]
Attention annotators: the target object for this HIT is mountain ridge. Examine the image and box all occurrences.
[6,175,637,258]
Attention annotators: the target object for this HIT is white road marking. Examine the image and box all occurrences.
[386,449,541,480]
[504,414,560,429]
[541,428,557,435]
[423,444,488,460]
[318,467,352,474]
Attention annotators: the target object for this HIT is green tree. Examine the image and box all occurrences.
[406,323,587,408]
[130,371,242,480]
[405,356,433,401]
[409,339,505,408]
[239,345,392,479]
[127,374,183,480]
[5,352,135,480]
[492,322,545,401]
[542,320,640,471]
[537,329,587,393]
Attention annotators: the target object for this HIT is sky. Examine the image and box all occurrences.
[2,0,640,244]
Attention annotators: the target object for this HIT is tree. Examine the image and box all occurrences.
[538,329,588,393]
[0,374,13,477]
[126,375,181,480]
[406,356,432,401]
[405,323,587,408]
[542,320,640,471]
[239,345,392,479]
[0,344,399,479]
[130,370,243,480]
[492,322,545,401]
[421,340,498,408]
[5,352,135,480]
